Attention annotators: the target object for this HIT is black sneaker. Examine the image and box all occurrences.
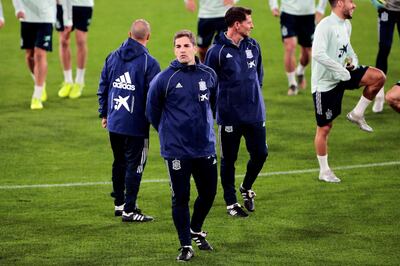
[114,204,124,216]
[227,203,248,217]
[177,246,194,262]
[287,84,298,96]
[240,186,256,212]
[122,209,154,222]
[296,73,306,89]
[191,231,213,251]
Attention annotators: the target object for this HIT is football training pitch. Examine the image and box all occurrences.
[0,0,399,265]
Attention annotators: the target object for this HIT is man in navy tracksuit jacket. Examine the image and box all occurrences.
[97,19,160,222]
[205,7,268,217]
[146,30,217,262]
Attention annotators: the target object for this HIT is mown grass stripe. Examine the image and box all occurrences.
[1,161,398,189]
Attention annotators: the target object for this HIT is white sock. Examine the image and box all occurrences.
[33,85,43,99]
[376,87,384,99]
[64,69,73,83]
[75,68,85,84]
[317,154,330,173]
[286,71,297,86]
[352,95,372,117]
[296,64,306,75]
[30,73,35,82]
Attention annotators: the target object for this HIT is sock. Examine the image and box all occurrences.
[30,73,35,82]
[352,95,372,117]
[75,68,85,84]
[317,154,330,173]
[376,87,384,99]
[286,71,297,87]
[64,69,73,83]
[33,85,43,99]
[296,64,306,75]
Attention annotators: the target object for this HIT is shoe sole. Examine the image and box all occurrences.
[122,217,154,222]
[346,113,373,133]
[319,178,341,183]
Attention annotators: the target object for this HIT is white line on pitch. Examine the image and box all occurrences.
[0,161,399,190]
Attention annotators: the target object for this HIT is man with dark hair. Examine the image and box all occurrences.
[370,0,400,113]
[98,19,160,222]
[385,81,400,113]
[205,7,268,218]
[269,0,328,95]
[184,0,239,62]
[312,0,386,183]
[146,30,218,262]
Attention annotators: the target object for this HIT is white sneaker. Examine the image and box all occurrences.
[319,169,341,183]
[346,111,373,132]
[372,97,384,113]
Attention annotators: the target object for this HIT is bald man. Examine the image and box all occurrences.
[98,19,161,222]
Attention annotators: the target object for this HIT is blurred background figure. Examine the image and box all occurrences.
[57,0,94,99]
[12,0,56,109]
[385,81,400,112]
[0,0,5,28]
[371,0,400,113]
[269,0,328,95]
[184,0,239,62]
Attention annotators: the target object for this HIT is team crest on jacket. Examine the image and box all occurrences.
[225,126,233,133]
[245,49,253,59]
[172,159,181,170]
[198,80,207,91]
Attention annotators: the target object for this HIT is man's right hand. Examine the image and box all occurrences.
[185,0,196,12]
[16,11,25,20]
[271,8,280,17]
[101,118,107,128]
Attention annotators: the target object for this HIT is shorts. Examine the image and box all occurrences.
[280,12,315,47]
[55,4,64,31]
[313,66,369,126]
[197,17,226,48]
[55,5,93,32]
[21,22,53,51]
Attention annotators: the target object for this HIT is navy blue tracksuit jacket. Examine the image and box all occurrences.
[205,32,265,126]
[146,59,218,159]
[98,38,161,137]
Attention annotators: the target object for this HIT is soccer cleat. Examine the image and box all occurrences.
[372,97,384,113]
[58,82,73,98]
[191,230,213,251]
[114,204,124,217]
[176,246,194,262]
[122,209,154,222]
[239,185,256,212]
[319,169,341,183]
[30,98,43,110]
[41,84,48,102]
[69,83,84,99]
[227,203,248,217]
[346,111,373,132]
[296,74,306,89]
[287,84,298,96]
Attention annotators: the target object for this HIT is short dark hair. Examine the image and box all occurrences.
[225,7,252,28]
[173,30,196,46]
[329,0,339,7]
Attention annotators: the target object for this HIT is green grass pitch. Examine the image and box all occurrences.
[0,0,399,265]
